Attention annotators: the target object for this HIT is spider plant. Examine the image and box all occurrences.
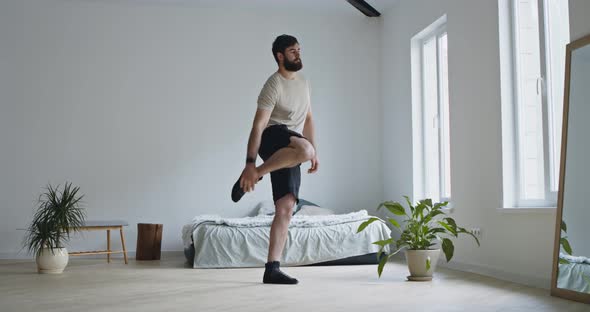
[23,182,86,255]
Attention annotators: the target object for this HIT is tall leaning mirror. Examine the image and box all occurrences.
[551,33,590,304]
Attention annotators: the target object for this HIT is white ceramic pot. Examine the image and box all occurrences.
[36,247,69,274]
[405,249,440,280]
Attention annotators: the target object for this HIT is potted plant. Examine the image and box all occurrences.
[23,182,86,274]
[357,197,479,280]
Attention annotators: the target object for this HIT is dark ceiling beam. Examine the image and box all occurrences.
[346,0,381,17]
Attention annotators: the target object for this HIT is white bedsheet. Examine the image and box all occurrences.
[558,262,590,293]
[559,252,590,264]
[181,210,391,268]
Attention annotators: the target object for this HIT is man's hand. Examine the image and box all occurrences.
[308,156,319,174]
[240,164,260,192]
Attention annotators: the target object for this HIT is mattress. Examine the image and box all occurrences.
[182,210,391,268]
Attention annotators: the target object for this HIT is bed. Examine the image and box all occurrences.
[181,204,391,268]
[558,253,590,293]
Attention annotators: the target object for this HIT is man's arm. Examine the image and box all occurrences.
[241,109,271,192]
[303,107,319,174]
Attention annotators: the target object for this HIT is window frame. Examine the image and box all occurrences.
[500,0,569,209]
[412,15,450,204]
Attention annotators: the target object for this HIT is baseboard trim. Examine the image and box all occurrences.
[389,252,549,289]
[438,260,551,290]
[2,250,550,289]
[0,252,31,260]
[0,250,184,260]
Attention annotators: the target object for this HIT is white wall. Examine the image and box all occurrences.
[4,0,590,288]
[569,0,590,42]
[378,0,590,289]
[0,0,383,257]
[380,0,562,288]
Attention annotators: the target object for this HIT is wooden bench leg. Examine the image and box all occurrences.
[107,230,111,263]
[120,226,128,264]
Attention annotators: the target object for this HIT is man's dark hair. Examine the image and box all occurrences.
[272,34,299,64]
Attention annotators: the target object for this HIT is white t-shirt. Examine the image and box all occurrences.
[257,72,311,134]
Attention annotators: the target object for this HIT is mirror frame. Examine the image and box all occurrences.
[550,33,590,304]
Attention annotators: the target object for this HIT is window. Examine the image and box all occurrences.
[500,0,569,208]
[412,15,450,203]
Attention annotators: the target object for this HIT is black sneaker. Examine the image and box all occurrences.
[231,176,262,202]
[262,261,298,285]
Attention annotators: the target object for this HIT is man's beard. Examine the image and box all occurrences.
[284,58,303,72]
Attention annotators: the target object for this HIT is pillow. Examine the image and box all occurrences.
[256,200,276,216]
[293,199,320,215]
[297,198,319,209]
[296,205,335,216]
[256,198,319,216]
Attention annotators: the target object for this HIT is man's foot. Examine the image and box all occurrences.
[262,261,298,285]
[231,176,262,202]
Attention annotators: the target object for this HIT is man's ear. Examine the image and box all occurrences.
[277,52,284,63]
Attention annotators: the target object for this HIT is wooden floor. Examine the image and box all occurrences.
[0,256,587,312]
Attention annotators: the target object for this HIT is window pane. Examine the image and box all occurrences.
[544,0,569,192]
[423,36,440,202]
[515,0,545,200]
[439,32,451,199]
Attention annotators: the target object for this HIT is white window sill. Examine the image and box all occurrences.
[497,207,556,214]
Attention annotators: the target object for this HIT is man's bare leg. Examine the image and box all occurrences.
[268,194,296,261]
[257,137,314,177]
[263,193,298,284]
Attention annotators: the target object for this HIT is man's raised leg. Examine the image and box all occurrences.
[232,137,314,202]
[257,137,314,177]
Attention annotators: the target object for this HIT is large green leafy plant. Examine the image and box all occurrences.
[559,220,573,264]
[23,182,86,255]
[358,197,480,277]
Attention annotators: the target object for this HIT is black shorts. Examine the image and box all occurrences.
[258,124,305,203]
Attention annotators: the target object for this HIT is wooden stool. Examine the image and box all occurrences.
[69,220,129,264]
[136,223,163,260]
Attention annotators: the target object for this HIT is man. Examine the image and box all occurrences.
[231,34,319,285]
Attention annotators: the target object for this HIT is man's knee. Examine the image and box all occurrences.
[293,139,315,162]
[275,194,296,218]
